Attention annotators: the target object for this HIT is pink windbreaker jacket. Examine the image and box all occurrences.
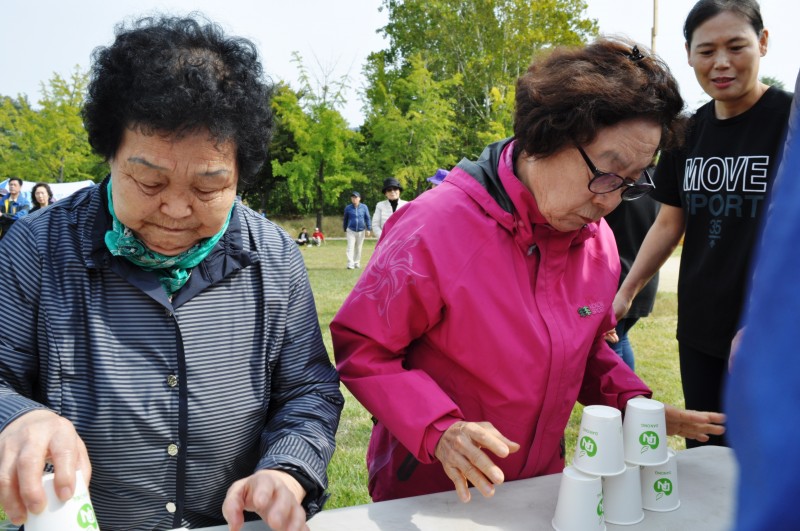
[331,139,651,501]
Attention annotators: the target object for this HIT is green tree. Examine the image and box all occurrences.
[760,75,785,90]
[372,0,598,156]
[271,55,364,230]
[363,53,460,195]
[0,67,105,183]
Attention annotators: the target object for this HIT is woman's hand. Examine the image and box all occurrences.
[434,421,520,503]
[664,404,726,442]
[0,410,91,525]
[612,292,633,322]
[222,469,308,531]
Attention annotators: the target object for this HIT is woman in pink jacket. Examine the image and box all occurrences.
[331,38,726,504]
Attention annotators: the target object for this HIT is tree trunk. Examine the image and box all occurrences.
[315,159,325,231]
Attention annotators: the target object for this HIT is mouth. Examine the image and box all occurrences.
[711,77,735,88]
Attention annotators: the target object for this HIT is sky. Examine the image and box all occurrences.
[1,0,798,127]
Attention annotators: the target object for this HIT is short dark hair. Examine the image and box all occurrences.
[513,37,686,160]
[8,177,23,186]
[82,14,274,186]
[684,0,764,47]
[32,182,54,203]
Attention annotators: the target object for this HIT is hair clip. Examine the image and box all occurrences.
[626,45,645,62]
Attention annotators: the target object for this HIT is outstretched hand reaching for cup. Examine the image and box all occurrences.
[434,421,520,503]
[664,404,726,442]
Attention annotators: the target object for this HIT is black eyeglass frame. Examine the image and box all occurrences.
[575,145,655,201]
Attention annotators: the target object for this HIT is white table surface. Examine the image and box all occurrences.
[198,445,737,531]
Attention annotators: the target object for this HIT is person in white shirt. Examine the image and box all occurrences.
[372,178,408,239]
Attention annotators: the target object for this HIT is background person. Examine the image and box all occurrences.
[296,227,310,246]
[604,195,660,371]
[613,0,792,448]
[311,227,324,246]
[332,38,724,503]
[427,168,449,187]
[372,177,408,239]
[342,191,370,269]
[0,177,31,238]
[29,182,54,213]
[0,15,343,531]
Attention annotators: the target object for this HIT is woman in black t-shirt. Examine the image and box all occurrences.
[614,0,792,448]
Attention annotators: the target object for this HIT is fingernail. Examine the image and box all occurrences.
[59,486,74,501]
[29,501,45,514]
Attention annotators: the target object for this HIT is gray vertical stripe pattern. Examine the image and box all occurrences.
[0,185,343,530]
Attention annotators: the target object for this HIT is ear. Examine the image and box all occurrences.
[759,29,769,57]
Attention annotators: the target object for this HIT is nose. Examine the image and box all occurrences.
[591,190,622,213]
[713,51,731,69]
[159,187,193,219]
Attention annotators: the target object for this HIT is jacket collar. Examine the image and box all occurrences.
[450,139,597,250]
[82,176,257,308]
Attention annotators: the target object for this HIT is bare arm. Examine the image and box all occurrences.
[614,204,685,320]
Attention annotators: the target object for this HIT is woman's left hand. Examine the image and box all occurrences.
[222,469,308,531]
[664,404,726,442]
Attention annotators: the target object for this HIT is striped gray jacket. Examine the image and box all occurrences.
[0,180,343,530]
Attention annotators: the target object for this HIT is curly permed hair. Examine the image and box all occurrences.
[513,37,687,160]
[82,14,274,186]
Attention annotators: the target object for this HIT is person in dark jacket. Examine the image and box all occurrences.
[604,195,660,370]
[342,191,371,269]
[0,15,342,531]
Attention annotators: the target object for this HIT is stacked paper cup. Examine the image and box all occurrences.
[552,399,679,530]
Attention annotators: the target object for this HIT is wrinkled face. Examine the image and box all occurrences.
[8,180,21,196]
[384,187,401,200]
[518,118,661,232]
[34,186,49,206]
[109,127,238,256]
[687,11,767,114]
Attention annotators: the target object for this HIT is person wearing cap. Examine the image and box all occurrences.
[372,178,408,239]
[342,191,371,269]
[427,169,449,187]
[311,227,325,246]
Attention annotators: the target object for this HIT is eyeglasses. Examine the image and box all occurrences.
[576,145,655,201]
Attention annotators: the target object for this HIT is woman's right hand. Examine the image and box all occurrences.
[612,291,633,322]
[0,410,91,525]
[434,421,520,503]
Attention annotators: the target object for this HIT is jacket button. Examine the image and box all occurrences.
[167,375,178,388]
[167,443,179,457]
[166,501,176,513]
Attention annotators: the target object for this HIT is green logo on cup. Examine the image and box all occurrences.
[639,431,660,453]
[579,436,597,457]
[653,478,673,501]
[77,503,98,529]
[597,496,604,517]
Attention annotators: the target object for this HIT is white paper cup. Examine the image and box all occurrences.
[26,470,100,531]
[572,405,625,477]
[641,449,680,512]
[623,397,669,466]
[552,466,606,531]
[603,463,644,525]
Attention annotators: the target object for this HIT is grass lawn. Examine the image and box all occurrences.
[0,238,685,522]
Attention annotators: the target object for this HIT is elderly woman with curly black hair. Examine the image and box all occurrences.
[0,15,342,531]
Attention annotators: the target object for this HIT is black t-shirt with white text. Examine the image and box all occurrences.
[652,87,792,358]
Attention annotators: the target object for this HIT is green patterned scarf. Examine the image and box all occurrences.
[104,181,233,296]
